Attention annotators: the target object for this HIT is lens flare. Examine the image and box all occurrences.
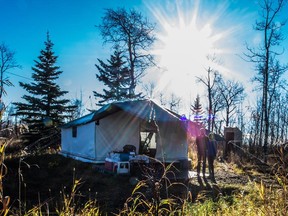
[146,0,236,110]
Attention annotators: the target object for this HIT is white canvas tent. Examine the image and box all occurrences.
[60,99,198,163]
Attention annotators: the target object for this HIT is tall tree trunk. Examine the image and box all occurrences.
[263,23,270,160]
[127,36,135,98]
[207,68,212,132]
[226,108,229,127]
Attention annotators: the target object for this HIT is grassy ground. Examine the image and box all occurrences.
[4,153,136,214]
[2,140,287,215]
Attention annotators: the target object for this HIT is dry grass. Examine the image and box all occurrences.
[1,137,287,215]
[186,178,287,216]
[0,138,12,216]
[185,145,288,216]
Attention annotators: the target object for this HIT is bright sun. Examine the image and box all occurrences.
[159,19,216,74]
[149,1,226,104]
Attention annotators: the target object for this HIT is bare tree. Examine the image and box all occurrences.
[218,79,245,127]
[159,92,166,107]
[244,0,287,158]
[248,102,262,153]
[69,90,86,121]
[168,93,181,113]
[267,60,287,144]
[97,8,156,98]
[0,43,21,99]
[211,80,226,133]
[279,93,288,141]
[142,81,156,99]
[196,55,221,132]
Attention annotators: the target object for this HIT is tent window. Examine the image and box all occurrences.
[72,126,77,138]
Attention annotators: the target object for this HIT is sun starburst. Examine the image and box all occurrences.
[147,0,234,107]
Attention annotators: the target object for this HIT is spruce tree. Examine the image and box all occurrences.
[13,33,75,132]
[191,94,204,123]
[93,48,131,106]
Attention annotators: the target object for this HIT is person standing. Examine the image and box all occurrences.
[196,128,208,178]
[207,133,217,183]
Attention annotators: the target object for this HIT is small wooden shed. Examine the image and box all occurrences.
[223,127,242,158]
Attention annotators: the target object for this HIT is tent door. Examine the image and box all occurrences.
[139,131,157,157]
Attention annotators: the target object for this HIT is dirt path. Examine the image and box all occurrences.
[188,161,278,189]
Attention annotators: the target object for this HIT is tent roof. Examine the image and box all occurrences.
[61,99,185,129]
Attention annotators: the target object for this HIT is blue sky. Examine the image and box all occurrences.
[1,0,288,115]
